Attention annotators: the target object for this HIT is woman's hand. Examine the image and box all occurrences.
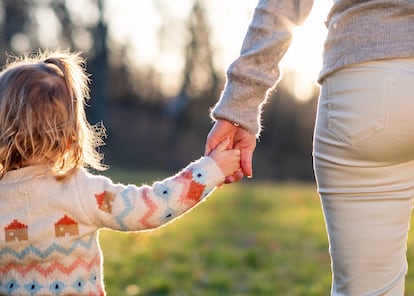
[205,119,257,183]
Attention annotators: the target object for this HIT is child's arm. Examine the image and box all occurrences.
[76,140,240,231]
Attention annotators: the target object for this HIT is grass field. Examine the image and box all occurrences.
[99,168,414,296]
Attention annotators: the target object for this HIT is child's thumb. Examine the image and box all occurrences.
[214,138,230,152]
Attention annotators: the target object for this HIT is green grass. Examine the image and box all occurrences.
[99,169,414,295]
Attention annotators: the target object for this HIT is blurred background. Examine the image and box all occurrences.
[0,0,329,181]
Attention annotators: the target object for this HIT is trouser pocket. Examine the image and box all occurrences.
[326,66,393,146]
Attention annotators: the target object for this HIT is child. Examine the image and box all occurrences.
[0,51,240,296]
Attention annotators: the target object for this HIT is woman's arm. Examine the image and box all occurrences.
[211,0,314,136]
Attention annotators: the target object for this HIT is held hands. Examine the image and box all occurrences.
[208,138,241,178]
[205,119,257,183]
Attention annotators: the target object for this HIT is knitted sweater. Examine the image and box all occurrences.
[212,0,414,136]
[0,157,224,295]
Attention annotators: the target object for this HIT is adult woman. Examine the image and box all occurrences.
[205,1,414,294]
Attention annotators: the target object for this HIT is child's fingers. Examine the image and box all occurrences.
[213,138,231,152]
[221,148,240,159]
[229,150,241,168]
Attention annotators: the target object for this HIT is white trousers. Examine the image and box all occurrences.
[313,58,414,296]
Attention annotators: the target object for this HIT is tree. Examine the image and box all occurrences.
[0,0,34,61]
[87,0,108,124]
[165,0,220,129]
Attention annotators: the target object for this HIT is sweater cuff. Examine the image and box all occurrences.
[188,156,225,189]
[210,79,265,137]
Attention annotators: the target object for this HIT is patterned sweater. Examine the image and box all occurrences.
[0,157,224,295]
[212,0,414,136]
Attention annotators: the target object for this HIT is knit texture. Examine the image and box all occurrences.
[211,0,414,136]
[0,157,224,295]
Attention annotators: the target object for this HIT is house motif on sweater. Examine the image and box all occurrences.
[54,215,79,237]
[4,219,28,242]
[95,191,115,213]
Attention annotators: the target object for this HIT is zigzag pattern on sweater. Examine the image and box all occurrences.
[0,254,100,277]
[139,188,157,228]
[0,235,95,260]
[114,187,133,230]
[109,170,208,231]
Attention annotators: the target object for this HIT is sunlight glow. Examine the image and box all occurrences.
[104,0,330,100]
[35,5,61,49]
[281,0,330,100]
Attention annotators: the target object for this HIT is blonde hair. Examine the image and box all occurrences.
[0,50,106,179]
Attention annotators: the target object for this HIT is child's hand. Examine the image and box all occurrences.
[208,138,241,178]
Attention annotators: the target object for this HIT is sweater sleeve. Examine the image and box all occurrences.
[211,0,314,136]
[75,156,225,231]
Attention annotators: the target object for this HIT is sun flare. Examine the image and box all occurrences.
[281,1,330,100]
[104,0,330,101]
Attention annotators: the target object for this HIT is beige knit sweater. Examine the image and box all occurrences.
[212,0,414,136]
